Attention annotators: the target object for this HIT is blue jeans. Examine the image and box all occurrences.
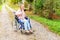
[18,18,31,30]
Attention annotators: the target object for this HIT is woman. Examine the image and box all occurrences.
[15,4,32,33]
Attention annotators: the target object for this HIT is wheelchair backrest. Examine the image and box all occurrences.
[15,15,19,23]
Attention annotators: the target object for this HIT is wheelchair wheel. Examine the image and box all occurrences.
[12,18,20,31]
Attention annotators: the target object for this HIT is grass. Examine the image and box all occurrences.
[28,14,60,35]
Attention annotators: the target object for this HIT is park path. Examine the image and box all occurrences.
[0,4,60,40]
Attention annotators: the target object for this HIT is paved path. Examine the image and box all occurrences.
[0,5,60,40]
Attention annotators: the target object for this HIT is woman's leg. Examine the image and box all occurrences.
[24,19,31,30]
[27,21,31,30]
[18,19,29,31]
[23,20,28,31]
[18,20,24,29]
[25,17,32,28]
[26,20,33,33]
[28,18,32,28]
[25,18,33,32]
[18,19,31,31]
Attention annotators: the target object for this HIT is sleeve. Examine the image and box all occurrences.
[15,10,19,15]
[22,10,26,17]
[15,11,18,15]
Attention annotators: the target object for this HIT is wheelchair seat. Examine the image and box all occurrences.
[15,15,32,30]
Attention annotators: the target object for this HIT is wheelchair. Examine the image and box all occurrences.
[12,11,33,34]
[14,15,32,33]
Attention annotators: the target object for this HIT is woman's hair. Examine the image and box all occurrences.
[20,3,24,8]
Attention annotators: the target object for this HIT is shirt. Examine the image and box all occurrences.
[15,9,26,20]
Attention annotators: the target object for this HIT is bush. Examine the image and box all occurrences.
[33,0,60,19]
[34,0,44,14]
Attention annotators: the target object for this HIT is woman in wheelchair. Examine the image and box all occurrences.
[15,4,33,33]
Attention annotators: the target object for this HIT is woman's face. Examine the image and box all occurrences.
[20,5,24,10]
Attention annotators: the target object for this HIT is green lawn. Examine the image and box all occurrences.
[28,15,60,35]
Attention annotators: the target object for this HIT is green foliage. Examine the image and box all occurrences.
[26,0,33,3]
[35,0,44,9]
[0,0,2,4]
[53,0,60,16]
[33,0,60,19]
[0,5,2,11]
[7,0,22,5]
[10,0,18,4]
[24,1,28,8]
[34,0,44,14]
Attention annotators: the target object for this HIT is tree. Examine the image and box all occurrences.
[26,0,34,11]
[0,0,2,5]
[48,0,54,19]
[34,0,44,14]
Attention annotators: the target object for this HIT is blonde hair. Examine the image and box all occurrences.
[20,3,24,7]
[20,3,24,9]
